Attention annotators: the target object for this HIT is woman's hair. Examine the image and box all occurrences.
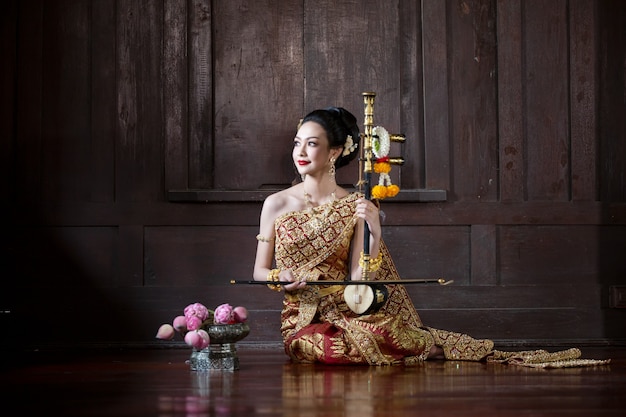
[301,106,361,169]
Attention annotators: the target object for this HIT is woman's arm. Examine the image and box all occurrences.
[350,198,382,281]
[252,192,306,292]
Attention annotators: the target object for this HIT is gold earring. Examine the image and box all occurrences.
[329,158,336,179]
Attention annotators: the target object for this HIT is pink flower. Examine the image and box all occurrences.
[233,306,248,323]
[214,303,234,324]
[186,315,203,331]
[172,315,187,332]
[187,330,210,350]
[184,302,209,321]
[197,329,210,349]
[155,324,175,340]
[184,330,204,349]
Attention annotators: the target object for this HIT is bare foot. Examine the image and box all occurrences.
[427,345,445,360]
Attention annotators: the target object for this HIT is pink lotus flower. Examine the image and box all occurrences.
[214,303,234,324]
[233,306,248,323]
[184,302,209,321]
[186,315,202,331]
[184,329,210,350]
[173,315,187,332]
[155,324,175,340]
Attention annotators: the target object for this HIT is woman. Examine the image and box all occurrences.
[253,107,603,367]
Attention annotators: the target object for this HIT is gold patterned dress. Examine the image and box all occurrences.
[273,193,610,368]
[274,193,493,365]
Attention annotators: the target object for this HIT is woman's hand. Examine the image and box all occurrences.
[279,269,307,292]
[355,198,382,239]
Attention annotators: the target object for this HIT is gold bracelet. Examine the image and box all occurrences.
[256,234,275,243]
[266,268,282,292]
[359,251,383,272]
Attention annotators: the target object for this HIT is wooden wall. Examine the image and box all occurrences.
[2,0,625,349]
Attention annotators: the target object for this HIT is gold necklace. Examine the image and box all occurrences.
[303,187,336,232]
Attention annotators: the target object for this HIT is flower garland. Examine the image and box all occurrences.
[371,126,400,199]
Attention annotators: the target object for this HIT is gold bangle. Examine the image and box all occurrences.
[266,268,282,292]
[256,234,275,243]
[359,251,383,272]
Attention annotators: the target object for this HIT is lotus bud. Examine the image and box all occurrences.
[214,303,234,324]
[186,315,202,331]
[155,324,175,340]
[184,330,202,348]
[197,329,210,349]
[172,315,187,332]
[233,306,248,323]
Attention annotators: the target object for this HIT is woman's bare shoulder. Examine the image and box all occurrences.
[262,185,303,219]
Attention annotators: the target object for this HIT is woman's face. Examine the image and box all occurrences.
[293,121,334,177]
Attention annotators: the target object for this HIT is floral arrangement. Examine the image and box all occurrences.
[155,302,248,350]
[371,126,400,199]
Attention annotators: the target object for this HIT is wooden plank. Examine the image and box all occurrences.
[116,0,164,201]
[398,0,424,190]
[90,0,116,203]
[144,226,258,286]
[470,224,497,285]
[419,308,605,340]
[304,0,404,190]
[422,0,451,191]
[448,0,498,202]
[598,2,626,202]
[0,0,17,205]
[28,200,626,226]
[498,225,600,285]
[212,0,304,190]
[523,0,570,201]
[304,0,402,126]
[187,0,212,189]
[118,225,144,286]
[383,225,470,284]
[163,0,189,191]
[569,0,598,201]
[41,0,91,202]
[497,0,525,201]
[15,0,43,205]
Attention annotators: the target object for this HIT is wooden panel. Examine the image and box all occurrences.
[212,0,304,190]
[163,0,189,192]
[144,226,258,286]
[398,0,424,189]
[14,226,118,288]
[303,0,405,188]
[569,0,598,201]
[419,308,605,340]
[383,225,470,284]
[187,0,212,189]
[498,225,599,285]
[41,0,91,202]
[470,224,497,285]
[90,0,116,203]
[116,0,164,201]
[497,0,524,201]
[523,0,570,201]
[15,0,43,205]
[0,0,17,204]
[448,0,498,202]
[422,0,451,191]
[598,1,626,202]
[304,0,402,114]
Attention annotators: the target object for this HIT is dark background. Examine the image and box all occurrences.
[1,0,625,349]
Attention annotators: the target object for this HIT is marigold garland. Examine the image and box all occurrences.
[370,126,400,200]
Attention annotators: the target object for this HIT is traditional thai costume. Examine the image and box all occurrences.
[273,193,609,368]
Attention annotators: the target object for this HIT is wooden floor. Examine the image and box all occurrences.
[0,345,624,416]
